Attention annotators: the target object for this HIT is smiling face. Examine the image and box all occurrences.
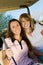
[19,13,34,34]
[21,18,30,29]
[10,21,21,35]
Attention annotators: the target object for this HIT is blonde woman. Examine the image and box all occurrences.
[19,13,43,62]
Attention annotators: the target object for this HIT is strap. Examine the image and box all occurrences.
[1,37,8,49]
[1,37,17,65]
[12,57,17,65]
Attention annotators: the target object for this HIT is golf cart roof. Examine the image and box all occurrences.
[0,0,39,12]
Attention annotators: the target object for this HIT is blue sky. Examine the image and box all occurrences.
[29,0,43,20]
[4,0,43,21]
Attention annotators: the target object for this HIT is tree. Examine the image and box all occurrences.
[0,13,12,30]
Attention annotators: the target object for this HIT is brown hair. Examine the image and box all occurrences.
[6,19,20,42]
[19,13,34,32]
[6,19,33,57]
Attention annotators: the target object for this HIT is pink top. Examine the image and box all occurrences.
[3,38,28,63]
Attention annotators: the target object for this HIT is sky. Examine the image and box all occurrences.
[29,0,43,20]
[4,0,43,21]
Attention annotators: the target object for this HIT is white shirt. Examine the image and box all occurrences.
[26,23,43,48]
[3,38,28,63]
[34,23,43,31]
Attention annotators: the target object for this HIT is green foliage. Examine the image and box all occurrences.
[0,12,12,37]
[0,12,12,30]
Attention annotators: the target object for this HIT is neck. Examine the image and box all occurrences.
[25,28,32,35]
[14,34,22,42]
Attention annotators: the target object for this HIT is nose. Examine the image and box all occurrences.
[25,22,28,27]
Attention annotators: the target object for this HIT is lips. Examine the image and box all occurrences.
[24,24,29,28]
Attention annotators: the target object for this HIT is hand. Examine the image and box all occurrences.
[6,49,14,59]
[40,30,43,35]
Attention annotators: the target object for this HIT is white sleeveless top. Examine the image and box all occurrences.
[26,23,43,48]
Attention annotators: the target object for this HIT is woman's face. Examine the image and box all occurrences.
[21,18,30,29]
[10,21,21,35]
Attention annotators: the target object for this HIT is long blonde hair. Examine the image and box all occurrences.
[19,13,34,32]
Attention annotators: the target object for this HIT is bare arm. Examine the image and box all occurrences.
[28,50,41,62]
[33,47,43,56]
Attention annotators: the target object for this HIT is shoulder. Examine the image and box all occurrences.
[5,37,10,40]
[5,38,12,45]
[35,23,41,28]
[21,40,26,44]
[34,23,39,28]
[5,38,14,47]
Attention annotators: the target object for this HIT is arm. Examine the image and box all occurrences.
[2,42,13,59]
[2,50,11,65]
[6,49,14,59]
[28,50,41,62]
[33,47,43,56]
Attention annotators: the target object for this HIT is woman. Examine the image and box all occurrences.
[3,19,41,65]
[19,13,43,62]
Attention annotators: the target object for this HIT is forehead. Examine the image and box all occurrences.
[21,18,30,22]
[21,18,27,21]
[10,21,19,25]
